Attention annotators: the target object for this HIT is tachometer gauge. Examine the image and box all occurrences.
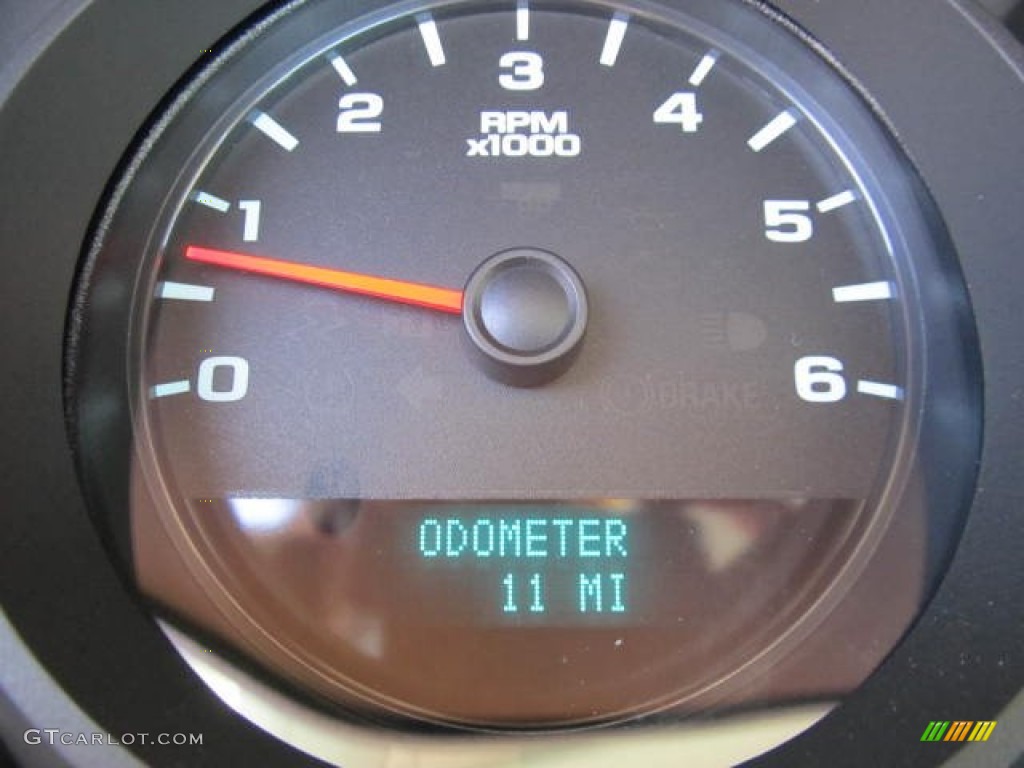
[69,0,978,743]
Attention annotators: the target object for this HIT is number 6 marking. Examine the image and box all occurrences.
[794,356,846,403]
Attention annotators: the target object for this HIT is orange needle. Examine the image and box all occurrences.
[185,245,464,314]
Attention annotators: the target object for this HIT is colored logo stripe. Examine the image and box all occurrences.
[968,721,997,742]
[922,721,950,741]
[944,721,973,741]
[921,720,997,742]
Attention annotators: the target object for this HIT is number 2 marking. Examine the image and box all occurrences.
[337,93,383,133]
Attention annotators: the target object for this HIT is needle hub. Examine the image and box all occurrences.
[462,248,588,387]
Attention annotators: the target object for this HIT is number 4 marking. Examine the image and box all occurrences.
[653,92,704,133]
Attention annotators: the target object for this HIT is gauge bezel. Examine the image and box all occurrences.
[103,0,948,730]
[77,0,984,738]
[0,0,1020,765]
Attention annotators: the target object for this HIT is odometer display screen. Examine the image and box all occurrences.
[196,498,857,625]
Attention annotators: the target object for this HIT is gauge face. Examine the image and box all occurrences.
[69,0,977,733]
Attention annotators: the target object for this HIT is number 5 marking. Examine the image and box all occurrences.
[764,200,813,243]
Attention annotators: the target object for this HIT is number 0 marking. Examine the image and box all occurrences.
[197,356,250,403]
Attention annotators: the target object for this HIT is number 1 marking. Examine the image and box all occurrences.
[197,356,249,402]
[239,200,261,242]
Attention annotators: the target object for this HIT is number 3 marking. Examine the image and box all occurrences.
[499,51,544,91]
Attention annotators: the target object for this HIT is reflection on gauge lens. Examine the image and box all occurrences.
[68,0,977,735]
